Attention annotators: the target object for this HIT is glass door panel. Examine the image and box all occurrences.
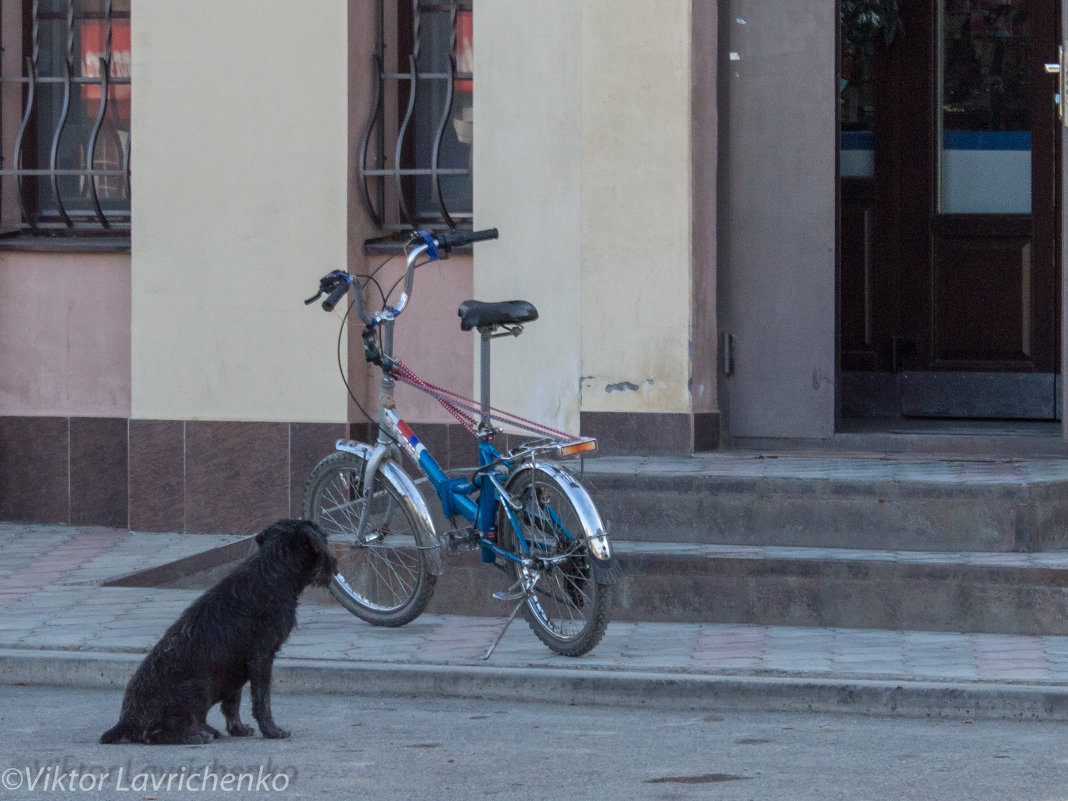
[840,42,876,178]
[939,0,1033,214]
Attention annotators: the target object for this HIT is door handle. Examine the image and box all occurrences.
[1045,44,1065,125]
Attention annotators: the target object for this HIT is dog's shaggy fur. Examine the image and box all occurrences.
[100,519,337,745]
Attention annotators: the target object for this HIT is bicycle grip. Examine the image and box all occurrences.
[437,228,499,250]
[321,280,350,312]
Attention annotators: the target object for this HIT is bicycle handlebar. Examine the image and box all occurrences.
[309,228,499,327]
[436,227,499,252]
[321,279,351,312]
[304,270,352,312]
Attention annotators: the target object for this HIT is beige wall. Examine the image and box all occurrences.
[475,0,695,433]
[580,0,693,416]
[131,1,348,423]
[473,1,583,433]
[0,252,131,417]
[691,0,719,417]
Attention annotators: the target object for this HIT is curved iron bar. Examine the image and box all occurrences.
[411,0,422,63]
[392,0,424,226]
[85,2,114,228]
[430,2,459,229]
[394,53,419,226]
[431,54,457,229]
[49,0,76,228]
[30,0,40,66]
[14,2,42,230]
[48,67,74,228]
[358,53,386,228]
[121,122,131,202]
[13,58,39,230]
[86,57,112,228]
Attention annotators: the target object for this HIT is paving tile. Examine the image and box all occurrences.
[7,521,1068,689]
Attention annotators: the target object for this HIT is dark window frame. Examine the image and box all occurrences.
[359,0,473,233]
[0,0,131,241]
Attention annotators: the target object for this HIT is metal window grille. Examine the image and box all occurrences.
[0,0,131,236]
[359,1,472,231]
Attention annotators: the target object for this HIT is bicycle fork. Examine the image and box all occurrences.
[331,438,445,576]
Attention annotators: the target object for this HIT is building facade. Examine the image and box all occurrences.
[1,0,1065,534]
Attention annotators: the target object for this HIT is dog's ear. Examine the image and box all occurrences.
[255,524,280,546]
[300,521,329,552]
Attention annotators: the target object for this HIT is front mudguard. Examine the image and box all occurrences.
[334,439,445,576]
[507,460,624,585]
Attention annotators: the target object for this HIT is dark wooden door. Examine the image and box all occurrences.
[840,0,1062,419]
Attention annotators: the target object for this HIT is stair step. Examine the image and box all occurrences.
[108,451,1068,636]
[425,542,1068,636]
[579,454,1068,552]
[113,538,1068,636]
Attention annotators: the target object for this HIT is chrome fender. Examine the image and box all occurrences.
[334,439,444,576]
[507,461,622,584]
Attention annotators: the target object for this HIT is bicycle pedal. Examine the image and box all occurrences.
[447,530,480,554]
[492,589,528,602]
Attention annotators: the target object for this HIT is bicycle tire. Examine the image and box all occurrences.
[497,465,612,656]
[302,451,437,626]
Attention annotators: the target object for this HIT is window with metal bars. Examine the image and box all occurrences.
[359,1,472,232]
[0,1,131,238]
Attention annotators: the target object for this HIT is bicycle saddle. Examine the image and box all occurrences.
[458,299,539,331]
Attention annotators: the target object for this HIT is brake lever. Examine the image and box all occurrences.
[305,272,349,306]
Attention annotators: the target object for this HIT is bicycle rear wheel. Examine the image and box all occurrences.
[497,465,612,656]
[303,451,436,626]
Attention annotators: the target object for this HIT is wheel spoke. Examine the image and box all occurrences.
[303,452,436,626]
[498,466,611,656]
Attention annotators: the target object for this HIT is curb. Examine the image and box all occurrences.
[3,648,1067,722]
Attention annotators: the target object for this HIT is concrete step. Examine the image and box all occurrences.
[606,543,1068,635]
[106,452,1068,635]
[579,454,1068,552]
[425,543,1068,636]
[110,538,1068,637]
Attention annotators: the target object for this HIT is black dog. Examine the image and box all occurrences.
[100,519,337,745]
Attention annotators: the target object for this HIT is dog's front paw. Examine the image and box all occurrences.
[260,724,290,740]
[228,723,256,737]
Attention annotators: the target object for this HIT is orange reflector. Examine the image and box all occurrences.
[558,439,597,457]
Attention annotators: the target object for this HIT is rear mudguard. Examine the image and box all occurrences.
[334,439,445,576]
[507,461,624,585]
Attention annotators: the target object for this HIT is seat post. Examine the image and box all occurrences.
[479,328,493,436]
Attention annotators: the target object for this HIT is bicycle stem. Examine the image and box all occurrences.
[352,242,429,327]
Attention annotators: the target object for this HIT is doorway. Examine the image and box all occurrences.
[839,0,1062,421]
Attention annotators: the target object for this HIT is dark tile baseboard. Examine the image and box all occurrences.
[581,411,720,456]
[0,411,720,530]
[0,416,349,533]
[129,420,348,534]
[0,416,128,527]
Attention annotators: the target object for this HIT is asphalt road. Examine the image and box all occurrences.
[0,684,1066,800]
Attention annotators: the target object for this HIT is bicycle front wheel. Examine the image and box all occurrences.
[497,465,613,656]
[303,451,436,626]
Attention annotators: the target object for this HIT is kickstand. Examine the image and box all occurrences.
[482,597,526,661]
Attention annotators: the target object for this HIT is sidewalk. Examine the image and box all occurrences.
[1,523,1067,720]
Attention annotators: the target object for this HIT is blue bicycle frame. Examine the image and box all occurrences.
[332,232,616,579]
[386,409,516,560]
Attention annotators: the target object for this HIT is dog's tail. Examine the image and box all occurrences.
[99,721,130,744]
